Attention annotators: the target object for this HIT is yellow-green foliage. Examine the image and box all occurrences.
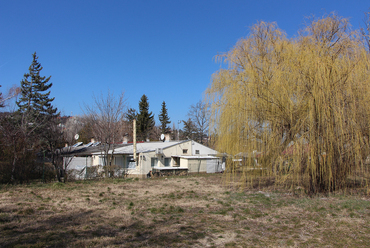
[206,14,370,193]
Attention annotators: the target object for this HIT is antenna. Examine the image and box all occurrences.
[74,134,79,140]
[160,134,165,142]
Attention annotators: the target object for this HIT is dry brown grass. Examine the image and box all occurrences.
[1,173,370,247]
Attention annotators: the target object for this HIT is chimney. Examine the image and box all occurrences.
[123,133,129,144]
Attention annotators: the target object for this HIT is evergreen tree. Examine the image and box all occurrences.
[125,108,137,122]
[16,52,60,161]
[16,52,58,128]
[158,101,170,133]
[181,118,196,140]
[136,94,154,141]
[10,52,60,183]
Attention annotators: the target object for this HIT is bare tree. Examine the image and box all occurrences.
[54,116,86,182]
[0,85,21,108]
[62,116,85,145]
[83,90,127,177]
[188,100,209,144]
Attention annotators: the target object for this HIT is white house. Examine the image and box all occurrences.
[92,140,223,177]
[60,142,127,180]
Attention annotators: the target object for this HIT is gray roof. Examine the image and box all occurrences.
[60,143,129,156]
[93,140,189,155]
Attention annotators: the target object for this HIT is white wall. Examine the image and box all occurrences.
[99,140,220,176]
[191,142,218,156]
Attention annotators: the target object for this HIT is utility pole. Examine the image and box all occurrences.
[133,119,137,162]
[177,120,181,140]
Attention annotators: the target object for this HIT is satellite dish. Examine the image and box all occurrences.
[74,134,79,140]
[160,134,165,141]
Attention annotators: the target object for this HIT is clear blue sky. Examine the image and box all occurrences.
[0,0,369,128]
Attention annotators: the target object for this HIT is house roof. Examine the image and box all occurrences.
[60,143,129,156]
[93,140,190,155]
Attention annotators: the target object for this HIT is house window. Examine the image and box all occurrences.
[195,150,200,155]
[151,157,158,167]
[183,149,188,154]
[115,156,124,167]
[164,158,171,167]
[99,156,105,166]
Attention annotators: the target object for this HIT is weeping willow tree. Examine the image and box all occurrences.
[206,14,370,194]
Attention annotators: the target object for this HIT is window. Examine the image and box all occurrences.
[164,158,171,167]
[183,149,188,154]
[195,150,200,155]
[115,156,124,167]
[151,157,158,167]
[99,156,105,166]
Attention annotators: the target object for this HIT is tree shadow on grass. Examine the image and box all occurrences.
[1,208,211,247]
[0,209,121,247]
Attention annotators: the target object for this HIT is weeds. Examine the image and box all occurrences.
[0,174,369,247]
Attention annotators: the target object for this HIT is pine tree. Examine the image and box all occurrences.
[16,52,58,128]
[136,94,154,141]
[159,101,170,134]
[125,108,137,122]
[181,118,196,140]
[10,52,60,183]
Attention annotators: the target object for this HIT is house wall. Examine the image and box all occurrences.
[122,141,194,176]
[108,140,220,177]
[65,156,93,171]
[93,155,100,166]
[187,158,208,173]
[180,157,188,168]
[64,156,94,180]
[206,158,223,173]
[164,140,193,157]
[191,142,218,155]
[140,151,155,175]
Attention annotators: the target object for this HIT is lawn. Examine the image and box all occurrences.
[0,173,370,247]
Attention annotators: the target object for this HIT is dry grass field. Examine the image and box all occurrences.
[1,173,370,247]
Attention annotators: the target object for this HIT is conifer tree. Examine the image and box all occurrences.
[136,94,154,141]
[10,52,60,182]
[125,108,137,122]
[16,52,59,161]
[16,52,58,129]
[181,118,196,140]
[159,101,171,134]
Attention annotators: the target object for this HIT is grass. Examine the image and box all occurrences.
[0,174,370,247]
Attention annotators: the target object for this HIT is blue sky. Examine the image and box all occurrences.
[0,0,369,128]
